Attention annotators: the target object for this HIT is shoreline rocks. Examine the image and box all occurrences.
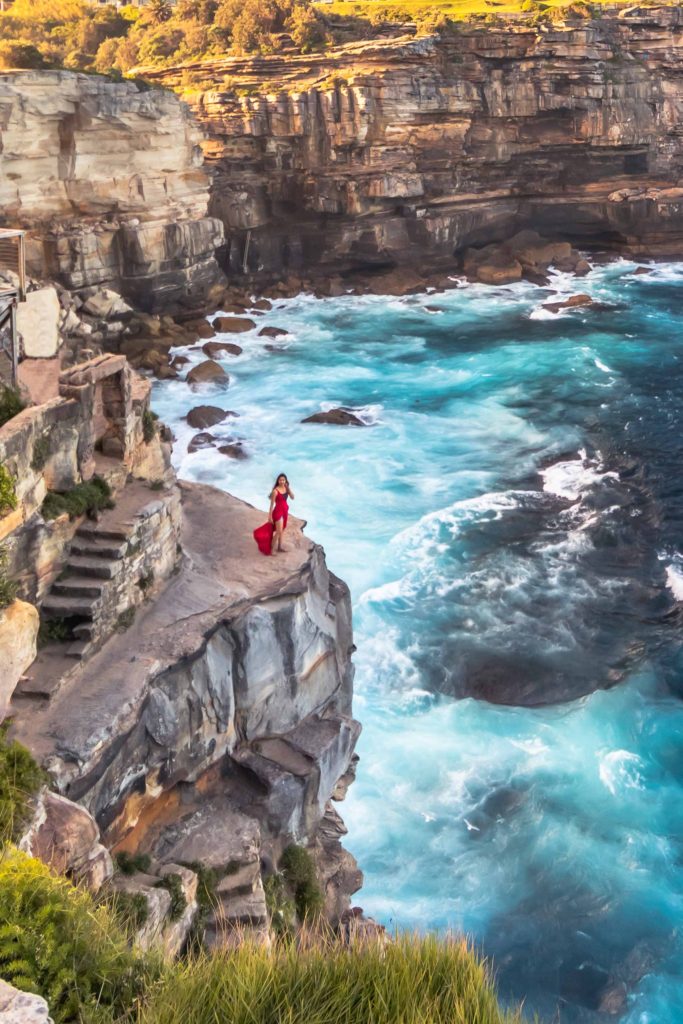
[302,409,367,427]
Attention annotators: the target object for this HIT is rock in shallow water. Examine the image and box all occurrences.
[186,405,237,428]
[186,360,230,385]
[302,408,367,426]
[212,316,255,333]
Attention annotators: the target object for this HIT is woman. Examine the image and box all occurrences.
[253,473,295,555]
[269,473,294,553]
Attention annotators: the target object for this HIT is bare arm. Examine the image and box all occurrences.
[287,487,295,500]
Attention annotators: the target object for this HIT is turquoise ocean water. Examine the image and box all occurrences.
[152,261,683,1022]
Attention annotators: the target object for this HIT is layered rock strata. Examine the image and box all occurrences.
[145,6,683,281]
[11,483,361,941]
[0,71,225,312]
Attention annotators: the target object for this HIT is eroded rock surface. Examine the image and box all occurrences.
[0,70,224,312]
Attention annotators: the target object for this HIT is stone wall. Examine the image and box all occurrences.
[145,6,683,279]
[0,71,225,313]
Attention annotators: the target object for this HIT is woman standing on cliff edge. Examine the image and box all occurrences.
[253,473,295,555]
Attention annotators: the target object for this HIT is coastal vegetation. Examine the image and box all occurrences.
[0,846,528,1024]
[41,476,113,521]
[0,0,666,71]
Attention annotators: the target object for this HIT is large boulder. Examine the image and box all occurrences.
[463,245,523,285]
[203,341,243,358]
[18,789,113,891]
[0,599,39,718]
[258,326,289,339]
[302,408,366,426]
[0,980,52,1024]
[186,360,230,385]
[82,289,133,321]
[212,316,256,334]
[16,287,61,358]
[186,405,236,429]
[187,431,216,453]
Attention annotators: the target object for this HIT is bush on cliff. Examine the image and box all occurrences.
[42,476,113,521]
[279,843,324,921]
[0,847,150,1024]
[0,465,17,518]
[0,723,45,842]
[0,547,17,612]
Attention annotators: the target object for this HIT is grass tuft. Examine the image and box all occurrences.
[0,723,45,844]
[42,476,113,521]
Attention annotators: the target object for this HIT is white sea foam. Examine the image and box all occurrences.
[541,451,618,501]
[594,357,613,373]
[665,562,683,601]
[598,750,645,796]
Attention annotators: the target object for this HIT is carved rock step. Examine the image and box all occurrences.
[76,523,129,544]
[41,595,99,619]
[51,576,105,599]
[70,537,128,560]
[66,639,95,661]
[65,555,118,580]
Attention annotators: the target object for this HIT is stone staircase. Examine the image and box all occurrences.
[42,521,130,660]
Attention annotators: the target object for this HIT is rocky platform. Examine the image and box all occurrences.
[11,483,359,890]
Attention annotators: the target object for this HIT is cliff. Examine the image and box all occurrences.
[143,6,683,282]
[0,71,225,312]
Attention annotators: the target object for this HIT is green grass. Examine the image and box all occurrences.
[0,465,17,518]
[0,723,45,843]
[279,844,324,921]
[0,546,17,612]
[137,932,528,1024]
[0,386,25,429]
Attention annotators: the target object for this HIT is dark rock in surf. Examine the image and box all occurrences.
[186,405,236,429]
[259,326,289,338]
[218,443,248,460]
[302,408,366,426]
[202,341,243,358]
[212,316,255,333]
[187,432,217,453]
[186,360,229,385]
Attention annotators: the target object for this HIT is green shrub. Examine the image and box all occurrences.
[0,465,17,517]
[108,889,150,933]
[0,386,25,427]
[0,546,17,612]
[280,844,324,921]
[42,476,113,520]
[0,723,45,843]
[155,873,187,922]
[0,846,150,1024]
[0,39,46,69]
[115,850,152,876]
[31,435,51,473]
[37,618,72,647]
[142,408,157,444]
[136,932,527,1024]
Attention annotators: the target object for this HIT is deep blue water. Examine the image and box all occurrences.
[152,261,683,1023]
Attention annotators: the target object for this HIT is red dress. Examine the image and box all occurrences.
[253,489,289,555]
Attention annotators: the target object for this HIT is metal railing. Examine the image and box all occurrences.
[0,230,26,389]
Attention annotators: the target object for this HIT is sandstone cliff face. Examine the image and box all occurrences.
[0,71,225,311]
[12,485,359,902]
[147,6,683,278]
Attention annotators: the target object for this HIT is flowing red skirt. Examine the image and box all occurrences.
[253,521,274,555]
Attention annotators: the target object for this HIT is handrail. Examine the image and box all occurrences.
[0,229,26,302]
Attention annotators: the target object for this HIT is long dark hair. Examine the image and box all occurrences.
[271,473,289,496]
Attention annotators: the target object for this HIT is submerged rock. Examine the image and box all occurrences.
[187,431,217,453]
[258,326,289,338]
[218,443,248,459]
[203,341,243,358]
[302,408,367,426]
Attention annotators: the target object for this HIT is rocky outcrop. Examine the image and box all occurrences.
[0,599,39,716]
[0,71,225,312]
[18,788,113,891]
[11,484,360,940]
[143,7,683,281]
